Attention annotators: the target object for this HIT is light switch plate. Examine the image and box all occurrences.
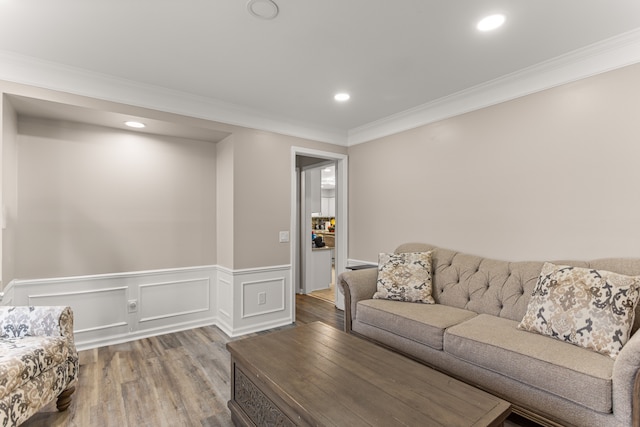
[279,231,289,243]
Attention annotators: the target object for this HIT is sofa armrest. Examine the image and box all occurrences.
[0,306,75,344]
[337,268,378,333]
[613,329,640,427]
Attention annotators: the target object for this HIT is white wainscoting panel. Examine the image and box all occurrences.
[139,278,210,323]
[215,268,234,337]
[241,277,285,319]
[28,286,129,336]
[1,263,293,349]
[347,258,377,267]
[216,264,293,337]
[2,266,217,350]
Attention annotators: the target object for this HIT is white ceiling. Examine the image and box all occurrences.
[1,1,640,145]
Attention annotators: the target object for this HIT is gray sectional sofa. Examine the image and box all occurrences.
[337,243,640,427]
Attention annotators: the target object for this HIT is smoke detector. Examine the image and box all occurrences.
[247,0,279,20]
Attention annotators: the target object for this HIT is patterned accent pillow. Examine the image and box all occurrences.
[373,251,435,304]
[518,262,640,358]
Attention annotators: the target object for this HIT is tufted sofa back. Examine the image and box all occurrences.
[395,243,640,331]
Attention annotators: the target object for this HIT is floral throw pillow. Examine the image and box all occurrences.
[373,251,435,304]
[518,262,640,358]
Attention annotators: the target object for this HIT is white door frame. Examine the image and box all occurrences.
[290,147,348,317]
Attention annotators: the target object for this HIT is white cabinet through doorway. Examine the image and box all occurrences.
[321,197,335,217]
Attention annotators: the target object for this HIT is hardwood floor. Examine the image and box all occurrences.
[296,292,342,329]
[20,294,342,427]
[21,295,536,427]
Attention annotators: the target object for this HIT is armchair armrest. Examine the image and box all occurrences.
[612,329,640,427]
[337,268,378,333]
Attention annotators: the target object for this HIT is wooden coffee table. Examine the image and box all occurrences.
[227,322,510,426]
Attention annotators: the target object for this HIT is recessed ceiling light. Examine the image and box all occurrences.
[334,93,350,102]
[124,121,146,129]
[477,14,506,32]
[247,0,279,20]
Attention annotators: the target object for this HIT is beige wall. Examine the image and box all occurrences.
[230,128,346,270]
[1,97,18,287]
[15,117,217,279]
[10,59,638,278]
[348,62,640,263]
[0,81,347,278]
[216,134,235,269]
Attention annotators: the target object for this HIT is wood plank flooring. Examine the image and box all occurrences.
[308,284,335,304]
[21,294,536,427]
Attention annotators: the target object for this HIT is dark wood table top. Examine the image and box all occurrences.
[227,322,510,427]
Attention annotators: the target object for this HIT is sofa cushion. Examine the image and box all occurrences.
[518,262,640,358]
[357,299,477,350]
[374,251,435,304]
[0,336,70,400]
[445,314,614,413]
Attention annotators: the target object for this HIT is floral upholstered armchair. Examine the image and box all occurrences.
[0,306,79,426]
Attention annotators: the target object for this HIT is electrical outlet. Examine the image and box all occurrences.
[258,292,266,305]
[128,299,138,313]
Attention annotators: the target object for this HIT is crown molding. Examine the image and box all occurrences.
[0,50,348,146]
[2,26,640,149]
[347,27,640,146]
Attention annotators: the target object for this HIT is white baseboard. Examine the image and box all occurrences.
[224,318,294,338]
[2,264,293,349]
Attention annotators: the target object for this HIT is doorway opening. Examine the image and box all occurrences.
[290,147,347,321]
[307,162,336,303]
